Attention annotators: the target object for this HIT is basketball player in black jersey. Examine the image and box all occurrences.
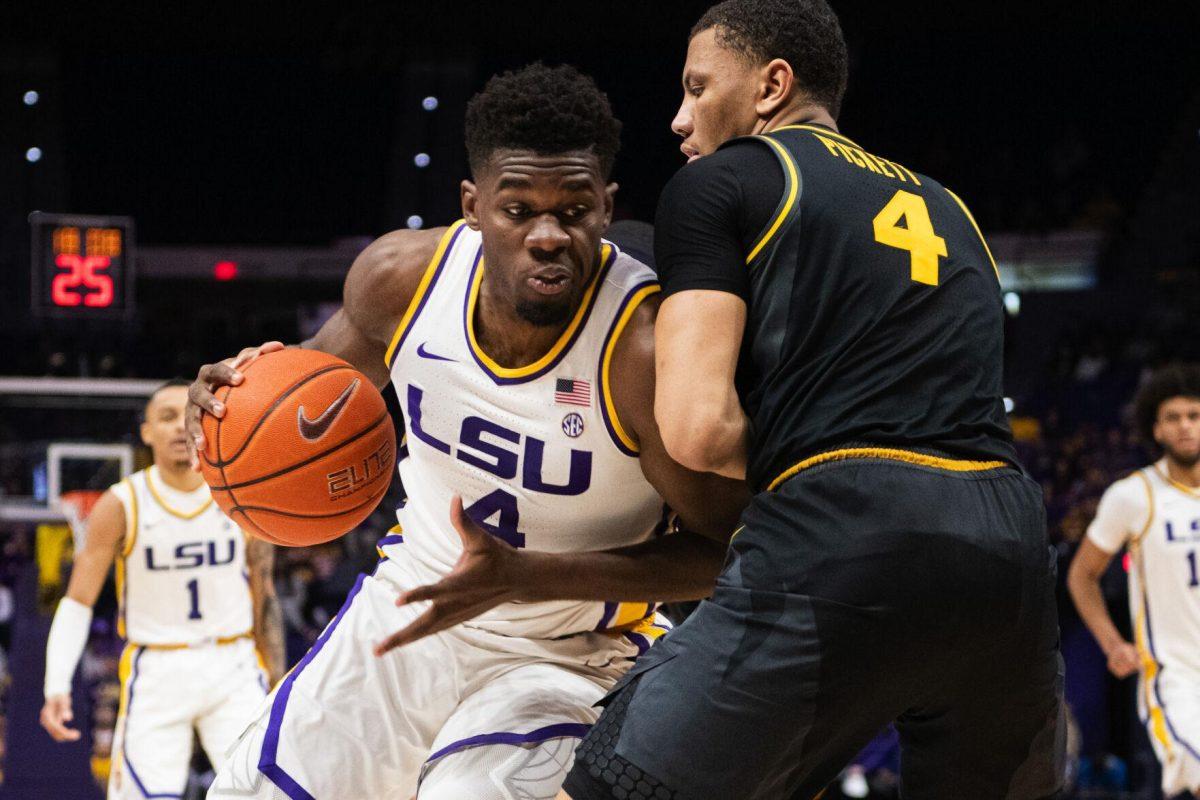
[562,2,1064,799]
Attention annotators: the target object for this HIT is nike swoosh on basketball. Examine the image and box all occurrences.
[416,342,456,362]
[297,378,359,441]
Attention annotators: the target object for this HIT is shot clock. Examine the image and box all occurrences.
[30,212,136,318]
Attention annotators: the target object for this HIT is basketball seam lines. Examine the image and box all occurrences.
[229,483,389,519]
[203,363,354,468]
[208,360,355,542]
[206,410,390,491]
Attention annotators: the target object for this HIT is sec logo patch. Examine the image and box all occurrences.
[562,412,585,438]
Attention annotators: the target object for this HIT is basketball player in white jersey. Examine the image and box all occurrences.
[40,380,286,799]
[188,64,748,799]
[1069,364,1200,798]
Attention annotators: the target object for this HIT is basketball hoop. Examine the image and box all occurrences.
[59,489,103,549]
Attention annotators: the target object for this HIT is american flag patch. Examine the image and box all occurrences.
[554,378,591,407]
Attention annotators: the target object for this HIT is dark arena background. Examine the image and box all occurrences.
[2,2,1199,798]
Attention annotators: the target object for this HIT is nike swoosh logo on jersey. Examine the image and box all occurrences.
[416,342,456,362]
[297,378,359,441]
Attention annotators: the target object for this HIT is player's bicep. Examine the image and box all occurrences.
[611,303,750,540]
[1070,538,1117,582]
[1086,478,1147,554]
[307,308,390,388]
[307,228,443,388]
[244,535,276,592]
[654,161,751,299]
[65,490,124,607]
[654,290,745,433]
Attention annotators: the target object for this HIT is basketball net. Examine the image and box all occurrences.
[59,489,103,550]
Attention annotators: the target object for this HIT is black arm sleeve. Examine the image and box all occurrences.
[653,140,785,301]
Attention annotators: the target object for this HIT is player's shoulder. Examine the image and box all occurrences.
[83,485,131,550]
[106,469,140,501]
[664,139,780,209]
[343,226,456,332]
[1103,468,1155,508]
[352,226,451,288]
[669,137,779,190]
[608,285,660,392]
[606,287,660,442]
[602,245,659,295]
[600,243,660,371]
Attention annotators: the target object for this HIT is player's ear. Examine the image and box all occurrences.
[139,420,152,448]
[461,180,480,230]
[603,182,618,227]
[756,58,794,117]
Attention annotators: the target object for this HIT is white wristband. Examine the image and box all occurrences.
[44,596,92,699]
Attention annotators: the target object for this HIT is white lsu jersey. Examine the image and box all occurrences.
[110,466,253,646]
[1088,460,1200,674]
[1088,459,1200,791]
[381,220,667,640]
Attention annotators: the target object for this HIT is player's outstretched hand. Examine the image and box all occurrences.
[1105,640,1140,679]
[374,495,521,656]
[186,341,286,470]
[40,694,81,742]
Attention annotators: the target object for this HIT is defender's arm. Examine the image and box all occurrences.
[651,154,762,480]
[654,290,749,479]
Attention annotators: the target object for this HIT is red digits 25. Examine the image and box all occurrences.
[52,255,113,308]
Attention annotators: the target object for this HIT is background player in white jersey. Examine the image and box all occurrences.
[188,64,748,800]
[40,380,286,799]
[1069,364,1200,798]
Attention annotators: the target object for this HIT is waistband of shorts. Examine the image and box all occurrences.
[766,446,1011,491]
[132,631,253,651]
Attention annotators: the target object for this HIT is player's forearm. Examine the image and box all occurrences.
[247,537,286,683]
[1067,569,1128,654]
[302,310,390,388]
[44,597,92,698]
[253,590,286,684]
[512,533,727,604]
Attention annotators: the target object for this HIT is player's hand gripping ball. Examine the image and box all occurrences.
[198,349,395,546]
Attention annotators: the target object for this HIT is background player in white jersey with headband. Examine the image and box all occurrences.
[40,379,286,799]
[1069,363,1200,798]
[189,63,748,799]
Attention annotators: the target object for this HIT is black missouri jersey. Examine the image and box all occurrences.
[655,124,1016,490]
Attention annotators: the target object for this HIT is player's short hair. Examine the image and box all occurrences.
[1133,363,1200,444]
[692,0,849,117]
[464,63,622,179]
[144,378,192,420]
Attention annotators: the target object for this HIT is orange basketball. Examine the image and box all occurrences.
[199,349,395,546]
